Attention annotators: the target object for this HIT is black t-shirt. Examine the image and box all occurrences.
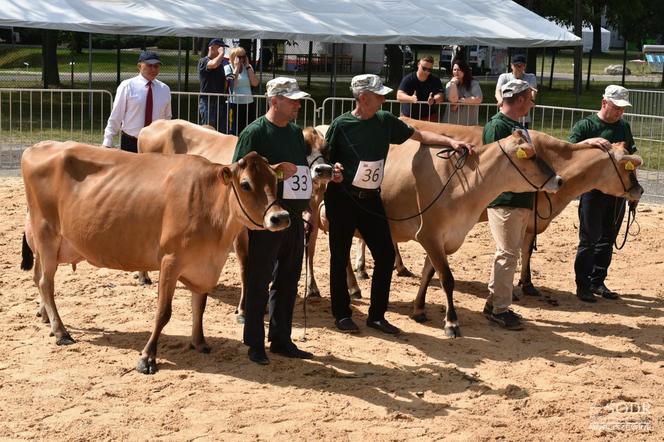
[198,56,229,95]
[398,72,443,119]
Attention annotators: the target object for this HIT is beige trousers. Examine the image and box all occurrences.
[487,206,530,313]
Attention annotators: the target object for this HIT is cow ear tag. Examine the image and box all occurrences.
[222,169,232,184]
[624,161,635,171]
[516,147,528,159]
[276,170,284,181]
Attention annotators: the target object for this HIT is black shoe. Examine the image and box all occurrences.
[486,309,524,330]
[590,284,620,300]
[366,318,401,335]
[270,342,313,359]
[248,346,270,365]
[335,317,360,333]
[483,302,523,320]
[576,287,597,303]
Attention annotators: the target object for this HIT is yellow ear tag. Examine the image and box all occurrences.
[624,161,635,171]
[276,170,284,181]
[516,147,528,159]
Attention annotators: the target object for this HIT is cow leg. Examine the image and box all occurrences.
[190,291,211,354]
[353,238,369,280]
[135,271,152,286]
[36,241,74,345]
[394,243,415,277]
[346,258,362,299]
[137,256,179,374]
[518,232,541,297]
[32,256,49,324]
[420,239,459,338]
[234,230,249,323]
[305,221,321,298]
[412,255,436,323]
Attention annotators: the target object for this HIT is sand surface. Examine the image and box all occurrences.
[1,176,662,440]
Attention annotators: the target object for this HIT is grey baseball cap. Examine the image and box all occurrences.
[350,74,393,95]
[501,79,536,98]
[603,85,631,107]
[266,77,310,99]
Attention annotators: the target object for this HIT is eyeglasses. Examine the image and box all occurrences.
[420,65,433,72]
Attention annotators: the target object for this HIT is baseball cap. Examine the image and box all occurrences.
[137,51,161,65]
[603,85,631,107]
[266,77,310,99]
[511,54,526,65]
[208,38,229,48]
[501,79,536,98]
[350,74,392,95]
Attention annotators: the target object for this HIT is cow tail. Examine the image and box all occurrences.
[20,232,34,271]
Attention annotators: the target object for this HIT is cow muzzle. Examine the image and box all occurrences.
[311,163,334,182]
[264,208,291,232]
[627,184,644,202]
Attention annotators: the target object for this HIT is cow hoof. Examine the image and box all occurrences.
[139,277,152,286]
[522,283,542,297]
[445,326,461,338]
[396,268,415,278]
[411,313,428,323]
[56,334,75,346]
[306,290,321,299]
[355,270,369,280]
[136,357,158,375]
[37,311,50,324]
[236,314,245,324]
[349,290,362,300]
[190,342,211,354]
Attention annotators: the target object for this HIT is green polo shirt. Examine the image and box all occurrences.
[326,110,415,186]
[232,116,309,214]
[484,112,534,209]
[568,113,636,153]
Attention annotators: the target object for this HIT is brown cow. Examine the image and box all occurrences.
[21,142,294,374]
[138,119,333,320]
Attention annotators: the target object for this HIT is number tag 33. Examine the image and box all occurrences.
[283,165,313,200]
[352,159,384,189]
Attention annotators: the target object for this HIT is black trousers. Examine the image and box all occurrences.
[574,190,625,289]
[120,132,138,153]
[324,184,395,321]
[243,216,304,349]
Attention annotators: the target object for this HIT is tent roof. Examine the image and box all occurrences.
[0,0,581,47]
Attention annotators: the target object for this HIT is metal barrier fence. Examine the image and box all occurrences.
[628,89,664,117]
[0,88,113,168]
[1,90,663,200]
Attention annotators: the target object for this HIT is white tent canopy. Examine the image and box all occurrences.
[0,0,580,48]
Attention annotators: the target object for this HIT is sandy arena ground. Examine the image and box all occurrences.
[0,175,662,440]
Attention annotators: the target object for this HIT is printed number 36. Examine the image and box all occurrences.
[363,168,380,182]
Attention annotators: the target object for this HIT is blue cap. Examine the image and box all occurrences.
[208,38,229,48]
[511,54,526,65]
[138,51,161,65]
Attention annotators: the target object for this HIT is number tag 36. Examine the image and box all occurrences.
[283,165,313,199]
[352,159,384,189]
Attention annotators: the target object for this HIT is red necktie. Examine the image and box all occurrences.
[144,80,153,127]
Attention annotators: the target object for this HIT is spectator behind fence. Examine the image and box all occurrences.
[103,51,171,152]
[397,56,444,121]
[495,54,537,128]
[225,46,259,135]
[443,58,483,125]
[198,38,229,132]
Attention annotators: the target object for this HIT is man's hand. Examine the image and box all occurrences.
[451,140,475,155]
[411,92,419,103]
[583,137,612,151]
[427,92,435,106]
[332,162,344,183]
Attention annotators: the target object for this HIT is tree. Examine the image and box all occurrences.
[41,29,60,88]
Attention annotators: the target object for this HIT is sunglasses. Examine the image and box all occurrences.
[420,65,433,72]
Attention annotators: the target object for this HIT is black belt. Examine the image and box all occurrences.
[121,131,137,140]
[348,187,381,199]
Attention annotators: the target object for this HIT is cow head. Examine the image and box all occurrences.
[608,144,644,202]
[500,129,563,193]
[223,152,296,231]
[303,126,333,183]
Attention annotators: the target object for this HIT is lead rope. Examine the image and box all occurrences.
[301,218,313,341]
[614,200,639,250]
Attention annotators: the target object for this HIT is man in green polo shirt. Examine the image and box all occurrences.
[569,85,637,302]
[232,77,314,365]
[483,79,536,331]
[325,73,473,335]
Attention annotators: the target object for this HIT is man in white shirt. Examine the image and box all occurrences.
[494,54,537,128]
[103,51,172,152]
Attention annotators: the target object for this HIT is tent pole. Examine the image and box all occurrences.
[258,39,264,96]
[331,43,337,97]
[549,48,556,90]
[621,39,627,86]
[586,48,592,90]
[362,44,366,73]
[184,38,190,92]
[88,33,92,90]
[177,38,182,92]
[116,35,121,87]
[540,47,545,85]
[307,41,313,89]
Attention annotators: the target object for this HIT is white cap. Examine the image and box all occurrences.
[266,77,310,99]
[603,85,631,107]
[350,74,393,95]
